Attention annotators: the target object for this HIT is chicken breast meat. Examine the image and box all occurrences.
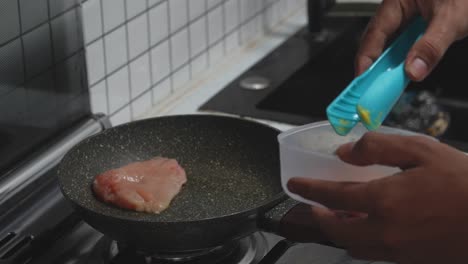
[93,157,187,214]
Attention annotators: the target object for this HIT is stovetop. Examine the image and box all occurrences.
[0,116,372,264]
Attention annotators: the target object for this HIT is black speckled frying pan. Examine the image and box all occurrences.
[57,115,321,253]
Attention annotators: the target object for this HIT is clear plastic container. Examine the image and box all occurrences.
[278,121,426,205]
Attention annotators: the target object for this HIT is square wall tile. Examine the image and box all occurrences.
[0,88,27,123]
[225,29,239,52]
[55,53,86,100]
[190,52,207,77]
[90,80,108,114]
[129,53,151,99]
[0,0,20,45]
[208,5,223,45]
[172,64,189,90]
[170,28,189,70]
[189,16,207,58]
[126,0,146,19]
[131,89,152,118]
[224,0,239,33]
[209,40,224,64]
[110,105,131,125]
[51,8,81,62]
[26,70,56,117]
[107,66,130,113]
[148,0,164,8]
[81,0,102,43]
[102,0,125,33]
[104,25,127,73]
[49,0,77,17]
[169,0,187,33]
[127,12,149,60]
[19,0,48,32]
[189,0,205,21]
[239,0,257,22]
[0,39,24,95]
[152,77,171,104]
[86,39,105,85]
[207,0,222,10]
[23,24,52,78]
[150,40,170,84]
[149,2,168,45]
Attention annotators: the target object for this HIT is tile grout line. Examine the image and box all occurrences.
[204,0,211,67]
[237,0,242,46]
[88,0,277,88]
[166,0,174,93]
[123,0,134,120]
[145,0,156,106]
[98,0,110,115]
[46,0,60,101]
[221,0,227,56]
[186,0,193,80]
[16,0,27,84]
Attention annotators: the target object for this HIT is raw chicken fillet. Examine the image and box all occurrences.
[93,157,187,214]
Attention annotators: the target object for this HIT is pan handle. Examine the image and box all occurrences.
[259,198,340,248]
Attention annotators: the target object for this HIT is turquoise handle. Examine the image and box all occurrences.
[357,62,410,130]
[326,16,427,135]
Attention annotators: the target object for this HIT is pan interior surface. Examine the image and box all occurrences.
[58,115,282,222]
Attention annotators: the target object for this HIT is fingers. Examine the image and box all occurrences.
[310,206,380,248]
[405,11,459,81]
[279,203,328,243]
[355,0,417,75]
[335,132,430,170]
[287,178,373,212]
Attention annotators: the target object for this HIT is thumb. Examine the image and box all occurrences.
[405,15,457,81]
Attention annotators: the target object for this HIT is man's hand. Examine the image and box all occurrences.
[287,132,468,264]
[356,0,468,81]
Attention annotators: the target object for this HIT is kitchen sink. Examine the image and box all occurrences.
[200,14,468,151]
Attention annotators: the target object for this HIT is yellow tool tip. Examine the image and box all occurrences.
[357,105,371,126]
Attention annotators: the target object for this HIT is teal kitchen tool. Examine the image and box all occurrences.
[326,16,427,135]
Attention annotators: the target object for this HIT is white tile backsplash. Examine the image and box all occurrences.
[225,29,239,52]
[81,0,102,44]
[110,105,131,125]
[207,0,223,10]
[189,16,207,58]
[189,0,205,21]
[150,39,170,84]
[127,13,149,60]
[169,0,188,33]
[224,0,239,33]
[209,40,224,65]
[107,66,130,112]
[126,0,146,19]
[149,2,169,45]
[102,0,125,33]
[191,52,208,76]
[170,28,189,70]
[104,26,127,73]
[86,39,105,85]
[82,0,304,121]
[152,77,171,104]
[208,5,223,45]
[172,64,190,90]
[130,53,151,98]
[90,80,108,114]
[131,89,152,118]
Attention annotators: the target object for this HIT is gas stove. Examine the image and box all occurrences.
[0,114,369,264]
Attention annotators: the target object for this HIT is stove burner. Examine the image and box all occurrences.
[89,233,268,264]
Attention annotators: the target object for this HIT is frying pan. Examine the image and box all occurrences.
[57,115,328,253]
